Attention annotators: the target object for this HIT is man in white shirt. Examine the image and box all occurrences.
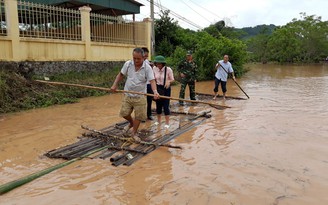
[111,48,159,141]
[213,55,235,100]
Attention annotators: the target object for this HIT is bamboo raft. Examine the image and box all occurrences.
[45,110,212,167]
[0,110,212,195]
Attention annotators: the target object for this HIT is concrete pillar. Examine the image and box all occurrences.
[143,18,153,58]
[79,6,92,61]
[5,0,20,61]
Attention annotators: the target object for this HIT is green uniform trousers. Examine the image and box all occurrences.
[179,80,196,104]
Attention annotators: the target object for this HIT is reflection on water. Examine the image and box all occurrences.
[1,64,328,204]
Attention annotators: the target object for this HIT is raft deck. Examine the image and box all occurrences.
[45,110,211,166]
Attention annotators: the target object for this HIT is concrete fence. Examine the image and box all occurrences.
[0,0,152,62]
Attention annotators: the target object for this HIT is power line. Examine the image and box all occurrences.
[143,0,203,30]
[157,0,163,11]
[188,0,222,20]
[181,0,212,24]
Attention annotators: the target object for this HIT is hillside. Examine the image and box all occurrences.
[235,24,277,39]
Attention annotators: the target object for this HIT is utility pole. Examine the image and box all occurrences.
[150,0,155,55]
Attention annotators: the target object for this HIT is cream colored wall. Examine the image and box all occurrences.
[91,43,138,61]
[0,37,147,61]
[19,39,86,61]
[0,39,12,60]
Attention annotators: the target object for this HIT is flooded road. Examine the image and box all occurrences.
[1,64,328,204]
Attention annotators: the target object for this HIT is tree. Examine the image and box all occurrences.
[267,26,302,62]
[154,10,179,55]
[155,14,248,80]
[204,20,245,40]
[193,32,247,80]
[246,27,272,63]
[268,13,328,63]
[292,13,328,62]
[238,24,276,39]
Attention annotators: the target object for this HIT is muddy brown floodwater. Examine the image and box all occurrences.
[1,64,328,205]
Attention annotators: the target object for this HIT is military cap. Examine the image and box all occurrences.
[154,55,166,63]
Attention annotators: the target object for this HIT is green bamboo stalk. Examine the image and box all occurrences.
[0,145,111,195]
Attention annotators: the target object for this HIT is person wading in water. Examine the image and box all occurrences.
[213,54,235,100]
[110,48,159,142]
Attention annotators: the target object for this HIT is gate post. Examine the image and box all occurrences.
[5,0,20,61]
[79,6,92,61]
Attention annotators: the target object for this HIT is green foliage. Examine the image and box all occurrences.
[165,32,247,80]
[237,24,277,39]
[166,46,186,68]
[203,25,222,39]
[246,27,272,63]
[166,46,189,80]
[175,28,198,51]
[193,32,221,80]
[220,27,245,39]
[156,38,174,56]
[267,26,302,63]
[154,10,180,55]
[289,13,328,62]
[154,10,248,81]
[246,13,328,63]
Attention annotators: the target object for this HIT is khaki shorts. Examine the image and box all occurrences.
[119,95,147,121]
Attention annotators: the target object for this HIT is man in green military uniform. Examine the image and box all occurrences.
[177,51,197,105]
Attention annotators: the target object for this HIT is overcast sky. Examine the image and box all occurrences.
[134,0,328,29]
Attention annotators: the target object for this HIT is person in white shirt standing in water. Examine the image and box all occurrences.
[110,48,159,142]
[213,55,236,100]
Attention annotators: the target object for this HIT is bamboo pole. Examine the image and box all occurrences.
[218,63,250,99]
[0,145,111,195]
[35,80,231,109]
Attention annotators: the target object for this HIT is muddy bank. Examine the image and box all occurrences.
[0,68,122,113]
